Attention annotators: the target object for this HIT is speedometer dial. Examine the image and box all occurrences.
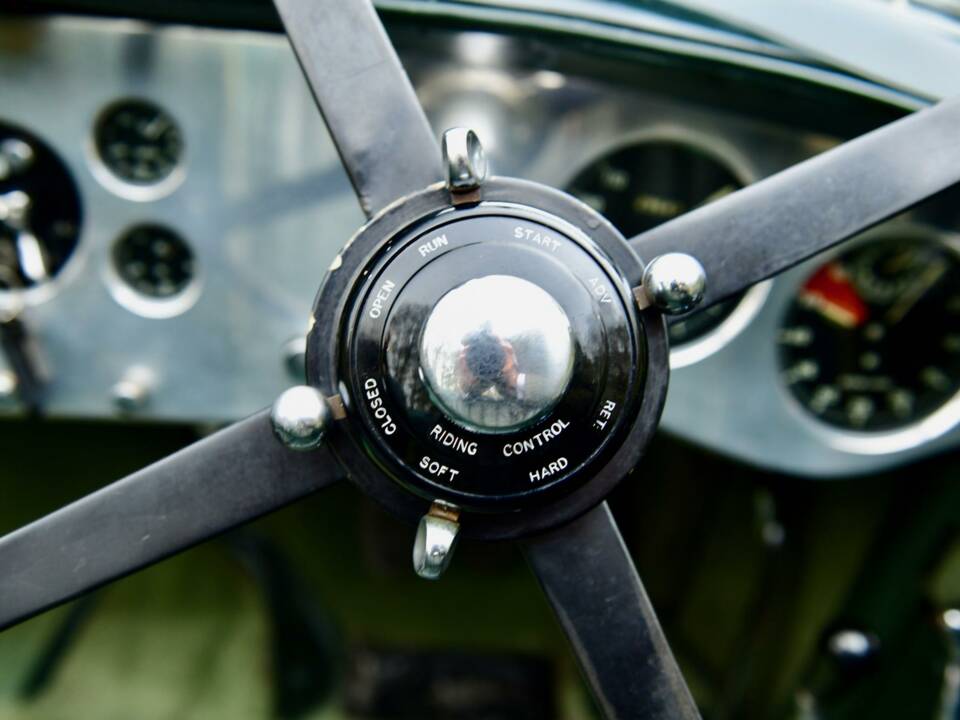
[566,139,752,350]
[780,234,960,432]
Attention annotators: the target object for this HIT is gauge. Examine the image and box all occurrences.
[780,235,960,432]
[566,140,750,347]
[112,224,196,299]
[94,100,184,186]
[0,121,82,292]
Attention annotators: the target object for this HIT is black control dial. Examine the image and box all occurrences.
[780,235,960,431]
[338,209,645,510]
[567,140,748,346]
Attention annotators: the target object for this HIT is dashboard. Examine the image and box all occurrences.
[1,10,957,478]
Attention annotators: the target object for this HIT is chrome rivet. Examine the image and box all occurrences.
[639,253,707,315]
[442,127,487,193]
[270,385,330,451]
[111,367,154,414]
[413,502,460,580]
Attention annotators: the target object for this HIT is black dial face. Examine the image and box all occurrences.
[566,140,747,345]
[94,100,183,185]
[112,224,196,299]
[338,209,645,511]
[780,236,960,432]
[0,122,82,291]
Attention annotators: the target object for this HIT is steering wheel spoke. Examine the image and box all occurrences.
[0,409,344,631]
[631,95,960,310]
[273,0,442,217]
[522,503,701,720]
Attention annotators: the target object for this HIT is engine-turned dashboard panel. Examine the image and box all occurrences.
[2,13,957,478]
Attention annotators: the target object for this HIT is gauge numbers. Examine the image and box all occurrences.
[567,140,748,346]
[780,236,960,432]
[94,100,183,186]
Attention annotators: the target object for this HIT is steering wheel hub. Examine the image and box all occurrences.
[307,178,670,537]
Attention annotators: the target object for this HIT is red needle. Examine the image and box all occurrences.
[799,261,870,329]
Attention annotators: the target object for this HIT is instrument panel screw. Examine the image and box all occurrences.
[111,367,154,414]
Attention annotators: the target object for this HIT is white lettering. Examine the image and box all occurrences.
[593,400,617,431]
[368,279,396,319]
[529,456,569,483]
[587,277,613,304]
[513,225,560,252]
[363,377,396,435]
[428,423,478,456]
[417,233,449,258]
[502,419,570,457]
[419,455,460,482]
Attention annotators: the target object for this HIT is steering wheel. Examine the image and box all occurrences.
[3,3,960,718]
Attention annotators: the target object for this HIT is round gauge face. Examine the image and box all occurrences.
[94,100,184,185]
[780,236,960,432]
[566,140,748,346]
[0,122,82,292]
[112,224,196,299]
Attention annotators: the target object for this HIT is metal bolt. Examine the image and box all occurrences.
[639,253,707,315]
[413,502,460,580]
[270,385,330,451]
[111,367,154,413]
[442,127,488,193]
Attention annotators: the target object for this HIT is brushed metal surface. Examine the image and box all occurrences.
[0,15,954,477]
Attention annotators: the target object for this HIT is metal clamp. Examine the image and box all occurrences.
[413,501,460,580]
[442,127,487,204]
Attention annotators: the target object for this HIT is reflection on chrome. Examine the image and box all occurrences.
[419,275,574,433]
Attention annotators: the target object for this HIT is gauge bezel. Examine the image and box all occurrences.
[778,223,960,455]
[562,126,772,368]
[86,97,187,203]
[101,222,203,319]
[0,122,86,314]
[306,177,670,540]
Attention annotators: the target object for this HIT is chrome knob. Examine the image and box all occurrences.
[419,275,575,433]
[641,253,707,315]
[270,385,331,451]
